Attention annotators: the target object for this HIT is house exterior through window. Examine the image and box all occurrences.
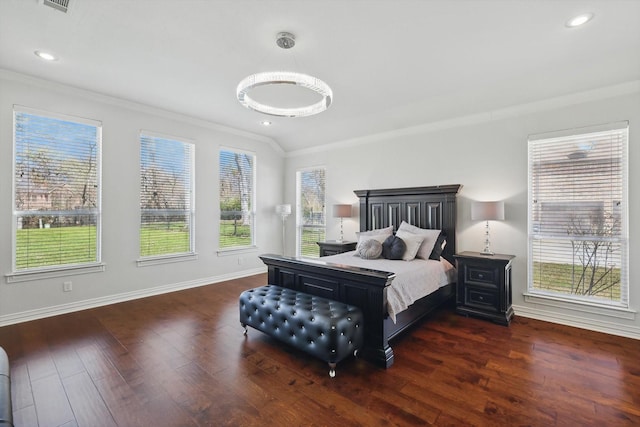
[528,122,629,307]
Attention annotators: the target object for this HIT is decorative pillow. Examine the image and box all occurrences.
[395,229,424,261]
[381,235,406,260]
[356,239,383,259]
[397,221,441,260]
[429,231,447,260]
[355,226,393,252]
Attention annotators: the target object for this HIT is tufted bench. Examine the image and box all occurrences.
[239,285,363,377]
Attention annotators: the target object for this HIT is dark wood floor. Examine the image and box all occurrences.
[1,273,639,426]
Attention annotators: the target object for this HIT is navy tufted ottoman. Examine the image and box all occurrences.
[239,285,364,377]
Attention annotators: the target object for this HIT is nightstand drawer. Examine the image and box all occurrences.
[321,249,340,256]
[466,287,498,310]
[467,266,497,285]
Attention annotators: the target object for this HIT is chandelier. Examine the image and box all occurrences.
[236,32,333,118]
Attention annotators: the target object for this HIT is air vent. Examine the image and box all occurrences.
[43,0,70,13]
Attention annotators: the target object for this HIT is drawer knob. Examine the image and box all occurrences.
[478,295,484,300]
[478,274,484,278]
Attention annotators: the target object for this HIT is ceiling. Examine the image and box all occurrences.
[1,1,639,154]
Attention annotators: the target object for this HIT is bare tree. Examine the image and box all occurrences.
[567,210,620,297]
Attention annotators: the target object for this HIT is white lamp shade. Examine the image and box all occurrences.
[332,204,352,218]
[471,201,505,221]
[275,204,291,215]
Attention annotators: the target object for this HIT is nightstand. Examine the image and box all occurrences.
[454,251,515,326]
[317,240,357,257]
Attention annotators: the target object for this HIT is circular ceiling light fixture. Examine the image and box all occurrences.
[566,13,594,28]
[237,32,333,118]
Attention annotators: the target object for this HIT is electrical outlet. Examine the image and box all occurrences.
[238,257,244,265]
[63,281,72,292]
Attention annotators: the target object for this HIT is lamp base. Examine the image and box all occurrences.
[480,220,495,255]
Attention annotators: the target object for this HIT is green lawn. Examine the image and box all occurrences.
[16,225,97,269]
[140,222,190,256]
[532,261,621,300]
[219,221,251,248]
[301,227,325,257]
[16,222,326,269]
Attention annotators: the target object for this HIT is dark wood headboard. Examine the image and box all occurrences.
[353,185,461,263]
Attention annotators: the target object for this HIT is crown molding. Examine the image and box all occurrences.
[0,68,285,156]
[287,80,640,158]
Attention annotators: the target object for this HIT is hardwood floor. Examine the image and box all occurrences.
[1,273,639,426]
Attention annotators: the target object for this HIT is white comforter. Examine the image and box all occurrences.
[318,252,456,322]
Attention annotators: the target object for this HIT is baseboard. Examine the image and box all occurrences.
[0,267,266,327]
[513,304,640,340]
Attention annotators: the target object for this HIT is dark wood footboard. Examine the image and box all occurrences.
[259,254,398,368]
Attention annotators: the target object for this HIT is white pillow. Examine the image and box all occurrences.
[395,229,425,261]
[355,226,393,251]
[356,226,393,239]
[397,221,441,260]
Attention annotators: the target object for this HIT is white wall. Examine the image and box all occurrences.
[0,71,285,324]
[285,82,640,339]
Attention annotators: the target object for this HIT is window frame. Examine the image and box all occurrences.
[296,166,326,258]
[137,130,196,266]
[218,147,256,252]
[8,106,104,282]
[527,122,629,309]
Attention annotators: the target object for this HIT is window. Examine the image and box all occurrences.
[528,122,628,307]
[296,168,326,257]
[13,107,101,274]
[219,149,255,249]
[140,132,195,258]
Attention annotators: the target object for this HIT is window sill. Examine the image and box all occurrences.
[523,292,636,320]
[137,252,198,267]
[6,263,106,283]
[217,246,257,257]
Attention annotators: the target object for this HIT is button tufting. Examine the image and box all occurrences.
[239,285,363,377]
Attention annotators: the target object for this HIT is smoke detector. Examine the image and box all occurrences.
[276,32,295,49]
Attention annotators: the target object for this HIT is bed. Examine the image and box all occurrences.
[259,184,461,368]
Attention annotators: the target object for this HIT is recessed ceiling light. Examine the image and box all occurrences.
[566,13,594,28]
[34,50,58,61]
[261,120,272,126]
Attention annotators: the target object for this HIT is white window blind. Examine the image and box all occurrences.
[528,122,628,307]
[219,149,255,249]
[140,133,194,257]
[13,108,101,271]
[296,168,326,257]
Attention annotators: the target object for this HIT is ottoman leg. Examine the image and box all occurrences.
[328,362,336,378]
[241,323,248,336]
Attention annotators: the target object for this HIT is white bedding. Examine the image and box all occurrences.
[318,251,456,323]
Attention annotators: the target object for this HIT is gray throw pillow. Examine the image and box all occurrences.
[356,239,383,259]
